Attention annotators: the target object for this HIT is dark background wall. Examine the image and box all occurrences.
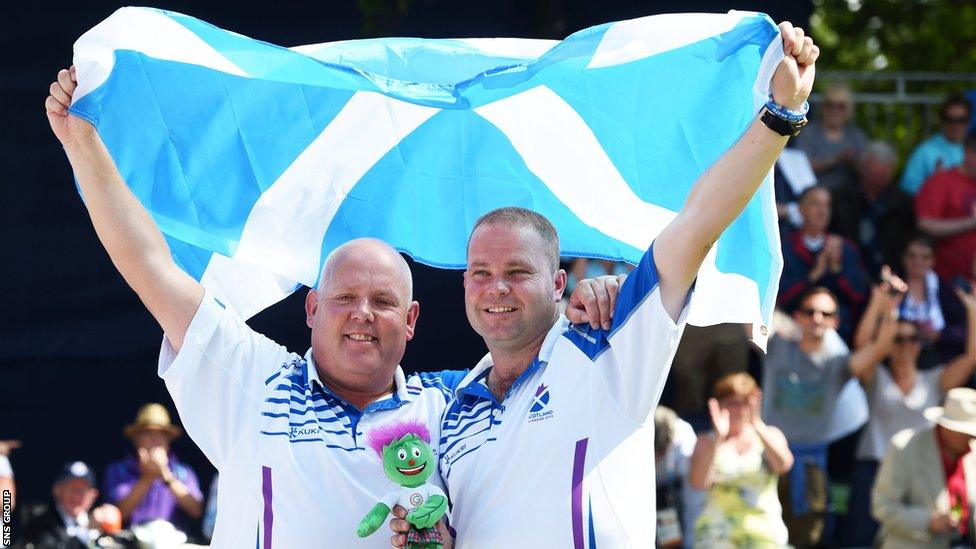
[1,0,810,521]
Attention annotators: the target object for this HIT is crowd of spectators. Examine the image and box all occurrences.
[651,90,976,548]
[6,405,207,548]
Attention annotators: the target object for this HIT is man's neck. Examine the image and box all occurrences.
[798,333,824,355]
[486,325,553,401]
[317,369,395,411]
[801,228,826,240]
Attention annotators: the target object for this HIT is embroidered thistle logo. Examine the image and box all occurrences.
[528,383,555,423]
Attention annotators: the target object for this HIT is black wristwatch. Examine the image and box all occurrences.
[761,108,807,137]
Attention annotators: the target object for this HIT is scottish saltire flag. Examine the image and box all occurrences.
[70,7,785,345]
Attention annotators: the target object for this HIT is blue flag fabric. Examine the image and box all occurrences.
[70,7,785,344]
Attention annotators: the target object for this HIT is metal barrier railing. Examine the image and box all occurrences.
[810,71,976,158]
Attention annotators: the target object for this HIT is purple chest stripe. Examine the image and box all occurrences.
[571,438,589,549]
[262,466,273,549]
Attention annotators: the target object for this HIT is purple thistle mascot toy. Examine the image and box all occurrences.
[357,420,448,548]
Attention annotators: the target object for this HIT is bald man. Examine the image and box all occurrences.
[46,68,473,548]
[47,63,624,547]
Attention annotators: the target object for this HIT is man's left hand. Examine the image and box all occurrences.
[771,21,819,110]
[566,274,628,331]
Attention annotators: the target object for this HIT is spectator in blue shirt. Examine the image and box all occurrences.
[901,94,972,195]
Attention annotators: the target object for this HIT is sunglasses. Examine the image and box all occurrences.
[895,334,921,344]
[799,307,837,318]
[823,101,850,111]
[942,115,970,124]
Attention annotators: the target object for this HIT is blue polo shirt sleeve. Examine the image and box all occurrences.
[564,244,690,423]
[158,293,295,469]
[900,142,931,195]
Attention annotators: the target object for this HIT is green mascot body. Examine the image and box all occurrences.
[358,420,447,548]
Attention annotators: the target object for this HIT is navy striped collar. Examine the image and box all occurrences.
[454,316,568,403]
[303,349,413,406]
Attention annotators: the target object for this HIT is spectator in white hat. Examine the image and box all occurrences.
[873,387,976,548]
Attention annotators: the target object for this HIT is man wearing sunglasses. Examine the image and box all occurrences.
[901,94,972,195]
[762,286,892,547]
[916,130,976,280]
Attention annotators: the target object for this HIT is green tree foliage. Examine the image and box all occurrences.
[811,0,976,72]
[810,1,976,156]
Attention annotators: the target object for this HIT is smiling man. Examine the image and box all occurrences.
[391,22,823,549]
[45,69,472,548]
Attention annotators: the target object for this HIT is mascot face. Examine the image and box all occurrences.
[382,433,435,488]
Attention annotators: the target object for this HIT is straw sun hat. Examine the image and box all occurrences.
[924,388,976,438]
[123,403,182,440]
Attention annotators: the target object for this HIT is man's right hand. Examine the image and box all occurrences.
[45,66,95,148]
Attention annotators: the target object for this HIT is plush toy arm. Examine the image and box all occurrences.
[406,494,448,529]
[357,502,392,538]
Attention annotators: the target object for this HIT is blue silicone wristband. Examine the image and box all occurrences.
[765,95,809,122]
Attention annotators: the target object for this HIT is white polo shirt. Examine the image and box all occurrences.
[158,294,467,548]
[439,247,689,548]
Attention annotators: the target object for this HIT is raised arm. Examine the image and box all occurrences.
[939,286,976,392]
[688,398,729,490]
[849,310,897,384]
[654,23,818,319]
[851,268,904,383]
[748,391,793,475]
[46,67,203,351]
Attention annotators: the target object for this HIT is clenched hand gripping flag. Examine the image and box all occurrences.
[70,7,785,347]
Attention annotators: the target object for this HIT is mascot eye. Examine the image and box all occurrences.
[412,446,422,458]
[397,449,407,460]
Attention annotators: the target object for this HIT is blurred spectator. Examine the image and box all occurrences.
[845,271,976,546]
[104,403,202,533]
[762,287,888,547]
[794,82,867,190]
[901,94,972,195]
[201,474,218,541]
[689,373,793,547]
[566,258,631,294]
[654,406,703,548]
[0,439,20,511]
[898,236,945,339]
[872,388,976,548]
[779,185,868,340]
[18,461,120,548]
[939,256,976,361]
[916,130,976,280]
[774,148,818,235]
[830,141,916,277]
